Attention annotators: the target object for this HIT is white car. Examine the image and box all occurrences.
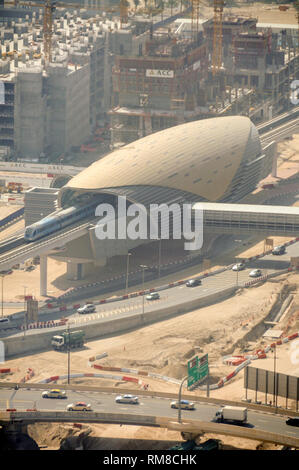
[115,394,139,405]
[232,263,245,271]
[66,401,92,411]
[42,389,67,399]
[77,304,96,314]
[249,269,262,278]
[146,292,160,301]
[170,400,195,410]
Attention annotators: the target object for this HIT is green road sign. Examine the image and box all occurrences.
[187,353,209,389]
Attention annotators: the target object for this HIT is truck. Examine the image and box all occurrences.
[51,330,85,351]
[214,405,248,424]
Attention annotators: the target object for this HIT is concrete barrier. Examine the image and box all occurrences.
[1,286,238,358]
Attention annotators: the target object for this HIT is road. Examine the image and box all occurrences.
[0,387,298,440]
[0,239,298,338]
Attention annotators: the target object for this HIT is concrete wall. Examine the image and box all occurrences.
[2,286,237,359]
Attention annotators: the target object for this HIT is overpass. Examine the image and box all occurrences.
[0,382,299,448]
[0,200,299,296]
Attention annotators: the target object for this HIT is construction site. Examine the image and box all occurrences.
[0,1,298,157]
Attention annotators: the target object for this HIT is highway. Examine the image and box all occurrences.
[0,387,298,441]
[0,239,298,338]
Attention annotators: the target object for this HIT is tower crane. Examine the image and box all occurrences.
[6,0,129,65]
[190,0,225,76]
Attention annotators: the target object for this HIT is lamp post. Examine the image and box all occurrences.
[67,323,71,385]
[23,285,27,312]
[178,376,188,424]
[125,252,132,295]
[1,275,4,318]
[158,238,162,279]
[23,285,27,334]
[140,265,148,316]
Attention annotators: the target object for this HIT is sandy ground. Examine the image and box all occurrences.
[0,55,298,448]
[201,1,298,25]
[1,270,299,450]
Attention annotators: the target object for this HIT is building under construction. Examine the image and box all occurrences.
[109,25,209,147]
[0,2,298,158]
[0,5,117,159]
[109,12,299,148]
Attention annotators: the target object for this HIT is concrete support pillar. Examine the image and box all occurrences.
[66,261,97,280]
[40,255,48,297]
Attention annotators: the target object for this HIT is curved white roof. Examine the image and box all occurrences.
[61,116,261,203]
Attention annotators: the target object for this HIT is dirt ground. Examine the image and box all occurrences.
[200,1,298,25]
[0,28,299,447]
[1,270,299,450]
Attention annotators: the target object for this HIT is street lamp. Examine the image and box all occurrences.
[1,274,4,318]
[140,265,148,316]
[158,239,162,279]
[125,252,132,294]
[178,376,188,424]
[23,285,28,333]
[23,285,27,312]
[67,323,71,385]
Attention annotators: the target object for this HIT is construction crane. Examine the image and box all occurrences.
[190,0,224,75]
[6,0,129,65]
[212,0,225,76]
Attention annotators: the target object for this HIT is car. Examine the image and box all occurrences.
[170,400,195,410]
[66,401,92,411]
[146,292,160,301]
[286,417,299,427]
[0,269,13,275]
[249,269,262,278]
[186,279,201,287]
[115,394,139,405]
[77,303,96,314]
[232,263,245,271]
[42,389,67,399]
[272,245,286,255]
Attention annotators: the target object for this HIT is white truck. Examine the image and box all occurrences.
[215,406,248,424]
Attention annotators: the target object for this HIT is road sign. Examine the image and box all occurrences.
[187,353,209,389]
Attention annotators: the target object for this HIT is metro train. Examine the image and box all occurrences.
[24,202,98,242]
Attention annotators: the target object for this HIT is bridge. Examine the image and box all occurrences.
[0,198,299,296]
[0,382,299,448]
